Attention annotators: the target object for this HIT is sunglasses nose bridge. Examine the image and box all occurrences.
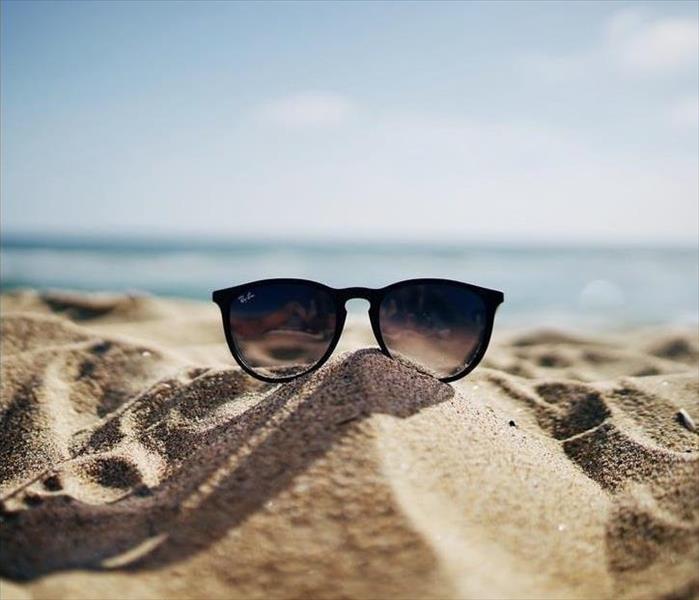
[338,287,374,304]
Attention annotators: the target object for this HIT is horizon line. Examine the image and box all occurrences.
[1,229,697,251]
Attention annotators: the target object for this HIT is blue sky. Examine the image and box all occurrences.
[2,0,697,243]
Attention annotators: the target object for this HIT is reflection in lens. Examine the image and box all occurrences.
[229,283,337,379]
[379,283,488,378]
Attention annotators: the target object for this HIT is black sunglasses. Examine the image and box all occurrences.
[212,278,504,383]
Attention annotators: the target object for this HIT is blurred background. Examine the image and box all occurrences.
[1,0,697,329]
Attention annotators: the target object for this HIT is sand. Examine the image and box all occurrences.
[0,289,697,600]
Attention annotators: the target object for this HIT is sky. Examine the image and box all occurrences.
[1,0,698,244]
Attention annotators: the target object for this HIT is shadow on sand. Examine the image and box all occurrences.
[0,349,454,579]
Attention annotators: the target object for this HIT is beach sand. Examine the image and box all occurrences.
[1,290,697,600]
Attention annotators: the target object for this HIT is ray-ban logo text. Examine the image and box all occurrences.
[238,292,255,304]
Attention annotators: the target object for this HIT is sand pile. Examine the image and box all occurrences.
[1,290,697,599]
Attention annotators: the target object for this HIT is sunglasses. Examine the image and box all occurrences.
[212,278,504,383]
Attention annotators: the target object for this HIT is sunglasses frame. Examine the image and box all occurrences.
[212,278,504,384]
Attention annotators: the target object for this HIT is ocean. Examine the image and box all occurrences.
[1,235,697,330]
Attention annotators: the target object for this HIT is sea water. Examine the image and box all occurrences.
[1,235,697,330]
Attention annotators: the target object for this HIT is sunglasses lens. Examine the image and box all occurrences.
[228,282,337,380]
[379,282,489,379]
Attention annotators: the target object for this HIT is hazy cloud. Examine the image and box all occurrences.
[255,92,356,128]
[524,9,699,78]
[607,10,699,73]
[669,95,699,128]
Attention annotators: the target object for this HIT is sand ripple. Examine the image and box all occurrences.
[1,291,697,599]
